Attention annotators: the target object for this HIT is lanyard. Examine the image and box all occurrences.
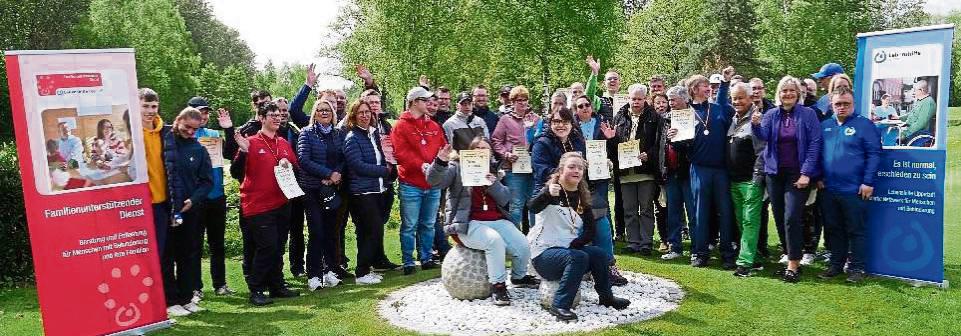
[257,132,282,163]
[695,103,712,136]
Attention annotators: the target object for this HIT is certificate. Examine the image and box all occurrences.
[459,149,491,187]
[617,140,642,169]
[380,134,397,164]
[586,140,610,180]
[511,146,532,173]
[274,159,305,199]
[198,137,224,168]
[670,108,696,142]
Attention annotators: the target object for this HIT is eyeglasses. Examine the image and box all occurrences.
[266,113,284,119]
[605,76,619,81]
[550,119,570,125]
[576,103,591,109]
[415,97,428,102]
[316,108,332,113]
[514,98,529,103]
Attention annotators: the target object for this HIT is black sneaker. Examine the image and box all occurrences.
[430,252,444,264]
[639,247,653,256]
[372,261,402,272]
[491,283,511,306]
[733,265,752,277]
[549,306,578,321]
[421,260,439,270]
[751,262,765,271]
[722,260,737,270]
[269,288,301,298]
[403,266,416,275]
[598,296,631,310]
[510,275,540,288]
[623,245,642,254]
[818,267,844,280]
[690,257,709,268]
[249,292,274,306]
[609,266,628,286]
[332,266,355,279]
[846,271,865,283]
[781,269,800,283]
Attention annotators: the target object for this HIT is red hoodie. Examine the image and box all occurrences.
[392,110,446,189]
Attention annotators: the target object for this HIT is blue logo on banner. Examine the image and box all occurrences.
[879,221,934,272]
[874,50,887,63]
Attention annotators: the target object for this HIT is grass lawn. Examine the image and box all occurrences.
[2,126,961,336]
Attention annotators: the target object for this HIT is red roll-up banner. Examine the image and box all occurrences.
[4,49,170,335]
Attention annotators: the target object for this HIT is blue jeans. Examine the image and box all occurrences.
[689,165,736,261]
[819,190,866,272]
[503,171,533,228]
[458,219,530,284]
[590,181,614,259]
[766,169,809,261]
[532,246,613,309]
[665,174,695,253]
[398,183,442,266]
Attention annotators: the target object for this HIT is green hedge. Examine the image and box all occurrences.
[0,142,32,285]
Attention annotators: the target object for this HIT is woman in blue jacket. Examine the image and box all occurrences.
[343,100,396,285]
[751,76,822,283]
[532,107,586,193]
[297,99,346,290]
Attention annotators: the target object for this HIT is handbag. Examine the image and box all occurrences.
[317,184,342,210]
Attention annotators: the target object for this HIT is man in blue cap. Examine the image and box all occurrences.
[816,87,881,283]
[811,62,845,119]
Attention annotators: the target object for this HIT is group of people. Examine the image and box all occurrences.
[143,57,883,322]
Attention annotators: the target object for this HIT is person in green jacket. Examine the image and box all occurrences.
[899,79,936,144]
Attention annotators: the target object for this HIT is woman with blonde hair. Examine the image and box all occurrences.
[527,152,630,321]
[751,75,822,283]
[297,99,347,290]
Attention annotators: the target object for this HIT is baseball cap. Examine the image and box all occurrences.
[811,63,844,79]
[406,86,434,103]
[499,85,513,96]
[457,91,472,104]
[187,96,210,110]
[709,74,723,84]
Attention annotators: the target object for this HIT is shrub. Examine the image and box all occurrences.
[0,142,32,285]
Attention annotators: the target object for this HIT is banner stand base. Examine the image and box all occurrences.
[106,320,174,336]
[870,273,949,289]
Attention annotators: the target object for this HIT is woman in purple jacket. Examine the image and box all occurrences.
[751,76,822,283]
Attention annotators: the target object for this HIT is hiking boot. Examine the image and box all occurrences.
[598,296,631,310]
[249,292,273,306]
[609,266,628,286]
[491,283,511,306]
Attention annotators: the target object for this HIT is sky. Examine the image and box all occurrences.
[207,0,350,89]
[210,0,961,89]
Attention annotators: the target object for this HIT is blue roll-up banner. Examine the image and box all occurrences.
[854,24,953,287]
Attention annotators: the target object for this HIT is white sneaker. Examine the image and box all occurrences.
[778,254,789,264]
[308,277,324,291]
[355,273,382,285]
[167,305,191,317]
[323,272,342,287]
[182,302,205,313]
[370,272,384,280]
[800,253,816,265]
[661,251,683,260]
[215,285,235,296]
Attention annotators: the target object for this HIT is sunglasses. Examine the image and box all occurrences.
[576,103,591,109]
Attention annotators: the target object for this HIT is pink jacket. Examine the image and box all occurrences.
[491,113,538,170]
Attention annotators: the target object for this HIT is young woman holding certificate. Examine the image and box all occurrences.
[427,138,540,307]
[491,85,540,229]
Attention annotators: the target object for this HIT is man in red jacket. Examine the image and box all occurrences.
[230,102,302,305]
[394,86,448,275]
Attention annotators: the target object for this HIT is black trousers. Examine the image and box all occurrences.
[654,184,668,244]
[350,193,386,277]
[612,178,626,239]
[195,196,227,290]
[242,204,291,293]
[288,197,306,275]
[304,189,339,278]
[333,190,351,268]
[162,210,200,307]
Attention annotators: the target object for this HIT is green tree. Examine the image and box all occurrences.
[174,0,257,74]
[197,63,255,124]
[615,0,705,85]
[84,0,202,121]
[691,0,764,76]
[0,0,93,140]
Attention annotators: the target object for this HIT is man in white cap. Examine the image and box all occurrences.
[709,74,723,103]
[393,86,448,275]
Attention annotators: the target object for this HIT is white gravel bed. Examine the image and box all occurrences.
[378,271,684,335]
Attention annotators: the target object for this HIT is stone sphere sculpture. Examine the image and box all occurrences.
[538,278,582,309]
[441,245,491,300]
